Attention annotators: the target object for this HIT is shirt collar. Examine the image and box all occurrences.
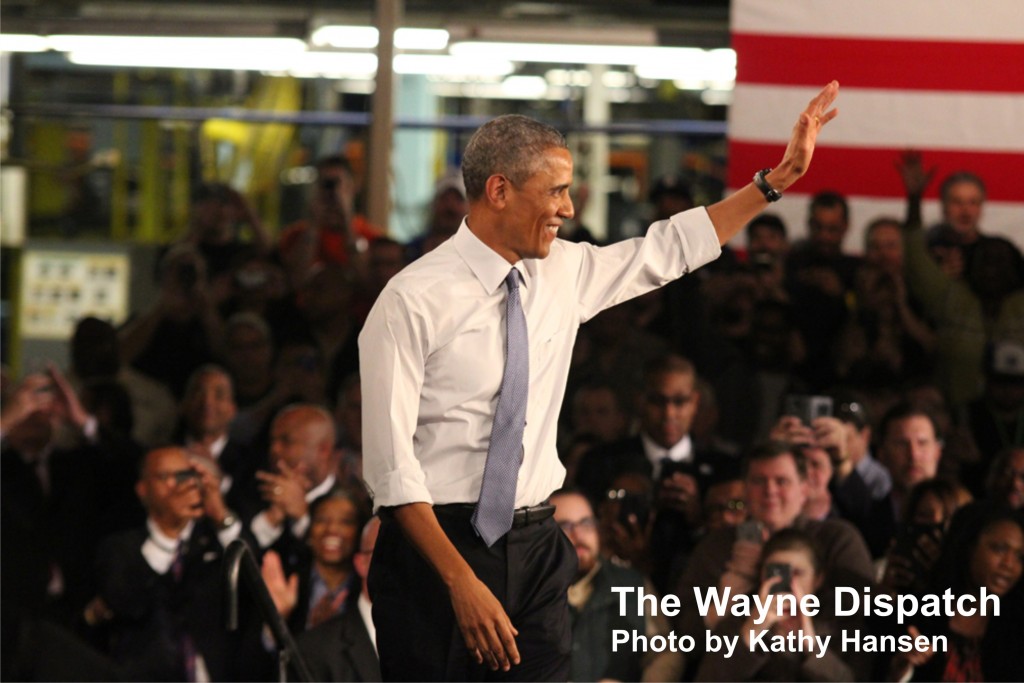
[453,220,531,295]
[185,434,229,459]
[640,432,693,464]
[146,517,195,552]
[307,473,337,502]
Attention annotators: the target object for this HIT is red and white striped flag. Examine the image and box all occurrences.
[727,0,1024,251]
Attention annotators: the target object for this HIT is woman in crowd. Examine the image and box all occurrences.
[879,478,972,595]
[261,488,366,634]
[889,506,1024,681]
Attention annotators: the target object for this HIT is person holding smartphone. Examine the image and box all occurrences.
[672,441,874,678]
[696,529,863,681]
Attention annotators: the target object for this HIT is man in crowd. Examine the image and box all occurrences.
[178,364,260,520]
[785,190,861,389]
[551,489,682,682]
[576,353,737,592]
[92,446,246,680]
[864,401,945,556]
[673,441,874,676]
[279,154,381,269]
[249,404,339,559]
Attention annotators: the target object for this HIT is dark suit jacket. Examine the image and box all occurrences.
[1,443,123,638]
[296,604,381,682]
[95,520,244,681]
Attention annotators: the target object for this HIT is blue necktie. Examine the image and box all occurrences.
[473,269,529,546]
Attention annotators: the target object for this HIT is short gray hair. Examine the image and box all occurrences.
[461,114,567,201]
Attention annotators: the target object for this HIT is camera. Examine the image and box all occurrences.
[783,394,833,425]
[606,488,651,530]
[736,519,765,544]
[319,177,340,193]
[750,252,776,271]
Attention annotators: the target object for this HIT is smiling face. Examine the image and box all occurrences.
[969,519,1023,597]
[746,453,809,532]
[493,147,574,263]
[308,496,361,568]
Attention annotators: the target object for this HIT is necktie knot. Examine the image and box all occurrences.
[505,268,520,292]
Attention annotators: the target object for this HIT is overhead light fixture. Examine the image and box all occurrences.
[274,52,378,79]
[0,34,50,52]
[450,41,729,66]
[51,35,306,54]
[311,26,449,50]
[499,75,548,99]
[634,48,735,85]
[394,54,512,78]
[57,35,304,70]
[451,41,736,88]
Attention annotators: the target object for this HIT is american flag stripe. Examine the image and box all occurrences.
[727,0,1024,250]
[732,34,1024,94]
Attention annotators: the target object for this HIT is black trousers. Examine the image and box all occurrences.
[369,505,577,682]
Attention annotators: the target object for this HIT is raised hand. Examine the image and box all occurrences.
[261,550,299,618]
[776,81,840,186]
[896,150,937,197]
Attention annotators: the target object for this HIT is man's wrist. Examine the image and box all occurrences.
[766,165,798,193]
[216,508,239,530]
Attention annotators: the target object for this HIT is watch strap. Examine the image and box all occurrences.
[753,168,783,202]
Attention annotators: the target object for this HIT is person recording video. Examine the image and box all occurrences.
[696,529,866,681]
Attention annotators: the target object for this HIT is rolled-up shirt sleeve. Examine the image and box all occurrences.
[359,288,434,510]
[573,207,721,322]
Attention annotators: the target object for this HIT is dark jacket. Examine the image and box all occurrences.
[569,562,647,683]
[296,603,381,682]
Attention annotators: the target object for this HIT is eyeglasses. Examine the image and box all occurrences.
[645,392,694,408]
[835,401,866,427]
[558,517,597,534]
[706,499,746,514]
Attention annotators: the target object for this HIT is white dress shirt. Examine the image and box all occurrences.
[360,208,721,510]
[140,517,241,574]
[641,432,694,481]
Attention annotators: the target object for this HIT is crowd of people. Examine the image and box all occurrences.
[1,138,1023,682]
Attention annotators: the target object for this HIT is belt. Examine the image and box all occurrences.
[435,502,556,529]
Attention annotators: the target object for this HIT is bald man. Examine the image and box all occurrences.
[249,404,339,551]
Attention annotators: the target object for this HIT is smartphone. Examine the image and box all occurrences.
[606,488,651,530]
[736,519,765,544]
[783,394,833,425]
[617,492,650,530]
[765,562,792,593]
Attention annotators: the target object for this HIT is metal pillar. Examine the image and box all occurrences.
[367,0,401,232]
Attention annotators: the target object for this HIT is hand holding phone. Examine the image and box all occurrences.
[765,562,792,593]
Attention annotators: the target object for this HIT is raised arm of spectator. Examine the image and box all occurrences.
[894,151,954,323]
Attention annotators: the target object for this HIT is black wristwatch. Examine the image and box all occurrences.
[753,168,783,203]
